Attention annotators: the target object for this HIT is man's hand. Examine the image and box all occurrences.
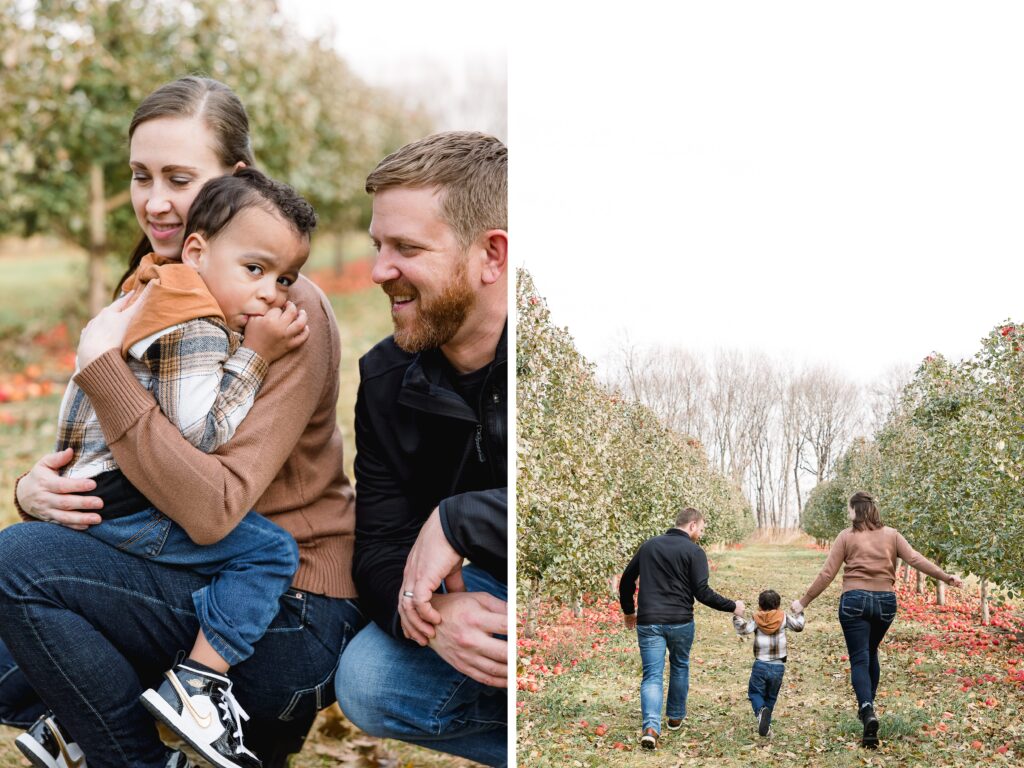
[791,599,804,614]
[426,591,507,688]
[243,302,309,363]
[399,507,465,644]
[733,600,745,617]
[624,614,637,630]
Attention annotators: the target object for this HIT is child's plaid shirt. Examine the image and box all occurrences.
[56,317,268,478]
[733,611,805,663]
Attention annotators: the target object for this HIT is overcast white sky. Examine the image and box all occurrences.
[513,3,1024,385]
[280,0,507,139]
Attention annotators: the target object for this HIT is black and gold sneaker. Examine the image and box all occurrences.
[140,662,261,768]
[14,713,86,768]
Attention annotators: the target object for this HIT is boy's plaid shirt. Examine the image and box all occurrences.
[733,612,805,662]
[56,317,268,478]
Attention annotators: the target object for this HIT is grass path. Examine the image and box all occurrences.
[517,541,1024,767]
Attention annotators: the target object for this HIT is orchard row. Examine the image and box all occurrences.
[803,323,1024,614]
[516,269,753,615]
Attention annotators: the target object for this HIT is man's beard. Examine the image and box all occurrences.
[385,258,476,353]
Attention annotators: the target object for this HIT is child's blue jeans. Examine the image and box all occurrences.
[87,507,298,665]
[748,659,785,714]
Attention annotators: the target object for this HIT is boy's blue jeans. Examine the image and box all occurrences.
[636,621,696,733]
[87,507,299,665]
[748,659,785,714]
[837,589,897,708]
[335,564,507,768]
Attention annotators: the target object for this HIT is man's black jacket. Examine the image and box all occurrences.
[619,528,735,624]
[353,323,507,639]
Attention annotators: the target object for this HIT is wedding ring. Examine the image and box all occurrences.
[402,591,415,598]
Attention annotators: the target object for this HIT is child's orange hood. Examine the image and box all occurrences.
[119,254,224,356]
[754,609,784,635]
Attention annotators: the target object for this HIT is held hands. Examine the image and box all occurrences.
[426,591,508,688]
[398,507,465,645]
[243,302,309,364]
[733,599,745,617]
[948,575,964,589]
[15,448,103,529]
[791,599,805,614]
[76,286,152,369]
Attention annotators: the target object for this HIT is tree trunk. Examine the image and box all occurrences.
[936,579,946,606]
[88,162,109,317]
[572,594,583,618]
[902,559,911,582]
[524,578,540,638]
[981,578,990,626]
[916,569,924,594]
[333,232,345,276]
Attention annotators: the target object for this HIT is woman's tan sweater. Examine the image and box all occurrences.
[800,526,952,608]
[73,276,356,598]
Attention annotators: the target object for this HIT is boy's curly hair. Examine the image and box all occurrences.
[758,589,781,611]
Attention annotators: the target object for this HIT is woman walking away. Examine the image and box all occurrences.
[791,491,962,748]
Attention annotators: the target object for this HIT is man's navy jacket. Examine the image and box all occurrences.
[620,528,735,624]
[353,323,507,639]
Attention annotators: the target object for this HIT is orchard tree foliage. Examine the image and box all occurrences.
[0,0,429,312]
[800,437,882,543]
[818,324,1024,597]
[517,269,752,605]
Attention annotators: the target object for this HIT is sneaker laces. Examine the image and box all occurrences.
[215,683,256,758]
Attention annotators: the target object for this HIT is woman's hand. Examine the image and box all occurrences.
[242,301,309,364]
[76,286,151,369]
[15,448,104,529]
[791,599,805,614]
[947,575,964,589]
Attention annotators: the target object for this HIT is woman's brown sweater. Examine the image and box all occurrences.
[73,276,356,598]
[800,526,952,608]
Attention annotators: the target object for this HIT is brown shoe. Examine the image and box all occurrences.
[667,717,683,730]
[640,727,659,750]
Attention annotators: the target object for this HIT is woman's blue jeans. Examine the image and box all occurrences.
[837,589,897,708]
[334,564,507,768]
[0,522,364,768]
[636,621,695,733]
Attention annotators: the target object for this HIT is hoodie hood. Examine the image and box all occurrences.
[120,253,224,356]
[754,608,784,635]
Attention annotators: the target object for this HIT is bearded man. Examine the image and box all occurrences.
[334,132,508,768]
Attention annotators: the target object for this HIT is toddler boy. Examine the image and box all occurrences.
[732,589,805,737]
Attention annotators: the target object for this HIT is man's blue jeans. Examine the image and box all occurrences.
[747,659,785,715]
[837,589,897,708]
[636,621,695,733]
[334,564,507,768]
[87,507,299,664]
[0,522,364,768]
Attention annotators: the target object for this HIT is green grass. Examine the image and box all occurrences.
[518,542,1024,767]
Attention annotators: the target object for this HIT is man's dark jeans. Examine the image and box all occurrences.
[837,589,897,708]
[0,522,363,768]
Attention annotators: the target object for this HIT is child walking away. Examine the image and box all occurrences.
[733,590,805,737]
[16,168,316,768]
